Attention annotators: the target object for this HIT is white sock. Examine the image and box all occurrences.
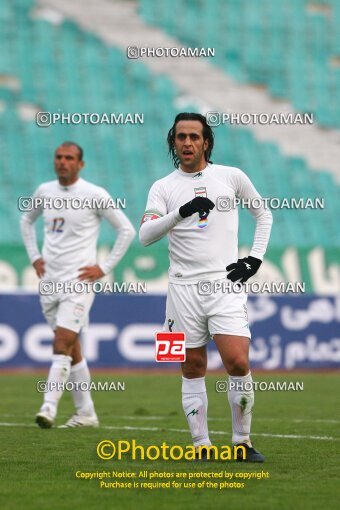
[43,354,72,414]
[228,371,254,445]
[182,376,211,448]
[69,358,96,416]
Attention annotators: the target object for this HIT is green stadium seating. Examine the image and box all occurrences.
[139,0,340,128]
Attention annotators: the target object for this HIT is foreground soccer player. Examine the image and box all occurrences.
[21,142,135,428]
[139,113,273,461]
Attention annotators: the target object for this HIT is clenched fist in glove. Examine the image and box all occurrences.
[179,197,215,219]
[226,256,262,283]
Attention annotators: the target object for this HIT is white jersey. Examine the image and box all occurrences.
[20,177,135,281]
[140,164,272,284]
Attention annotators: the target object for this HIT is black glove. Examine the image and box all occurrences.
[226,256,262,283]
[179,197,215,219]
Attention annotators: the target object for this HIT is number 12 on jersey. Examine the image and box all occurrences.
[51,217,65,233]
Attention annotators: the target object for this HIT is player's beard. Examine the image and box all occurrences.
[179,149,205,172]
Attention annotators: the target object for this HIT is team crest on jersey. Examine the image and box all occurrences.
[194,187,207,198]
[140,210,162,225]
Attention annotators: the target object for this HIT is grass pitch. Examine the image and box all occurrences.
[0,372,339,510]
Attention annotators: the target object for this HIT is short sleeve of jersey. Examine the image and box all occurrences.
[144,181,167,218]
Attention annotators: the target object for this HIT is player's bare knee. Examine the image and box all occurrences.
[182,353,206,378]
[54,329,77,355]
[227,355,249,376]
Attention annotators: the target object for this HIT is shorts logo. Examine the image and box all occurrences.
[168,319,174,332]
[73,304,85,318]
[243,304,249,324]
[155,332,186,362]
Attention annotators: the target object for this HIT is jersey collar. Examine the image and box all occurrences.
[57,177,82,191]
[177,164,210,179]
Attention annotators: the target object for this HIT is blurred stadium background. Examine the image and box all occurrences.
[0,0,339,370]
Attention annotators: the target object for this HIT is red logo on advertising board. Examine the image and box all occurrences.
[155,332,186,362]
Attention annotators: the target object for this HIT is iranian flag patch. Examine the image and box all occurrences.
[141,210,162,224]
[194,187,207,198]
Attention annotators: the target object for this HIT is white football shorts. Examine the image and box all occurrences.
[40,282,95,333]
[164,278,250,348]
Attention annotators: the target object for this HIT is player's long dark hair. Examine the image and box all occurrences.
[167,112,214,168]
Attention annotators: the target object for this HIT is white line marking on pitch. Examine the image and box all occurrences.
[1,414,339,424]
[0,422,37,427]
[0,422,338,440]
[88,415,340,425]
[102,425,338,441]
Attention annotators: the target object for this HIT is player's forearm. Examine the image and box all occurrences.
[20,215,42,263]
[99,223,136,274]
[250,208,273,260]
[139,208,182,247]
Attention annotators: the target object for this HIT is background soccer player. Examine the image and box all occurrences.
[20,141,135,428]
[139,113,273,461]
